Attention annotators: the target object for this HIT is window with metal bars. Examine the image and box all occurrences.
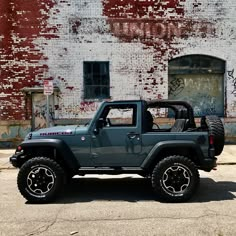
[83,61,110,99]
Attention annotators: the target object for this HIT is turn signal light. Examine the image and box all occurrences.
[17,146,22,151]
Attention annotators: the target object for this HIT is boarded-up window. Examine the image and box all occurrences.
[32,93,54,130]
[168,55,225,117]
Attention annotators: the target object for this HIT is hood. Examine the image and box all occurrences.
[25,125,89,140]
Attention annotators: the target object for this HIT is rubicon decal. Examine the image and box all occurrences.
[40,131,73,136]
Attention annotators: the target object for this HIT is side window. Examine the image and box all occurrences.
[146,107,166,131]
[84,61,110,99]
[103,105,137,127]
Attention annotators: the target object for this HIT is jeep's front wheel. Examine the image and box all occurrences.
[151,156,200,202]
[17,157,65,203]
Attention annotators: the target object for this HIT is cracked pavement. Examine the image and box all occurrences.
[0,165,236,236]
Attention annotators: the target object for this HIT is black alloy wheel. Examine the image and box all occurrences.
[162,165,191,194]
[152,155,200,202]
[17,157,65,203]
[27,166,55,195]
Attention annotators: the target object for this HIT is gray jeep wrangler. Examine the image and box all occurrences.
[10,100,224,203]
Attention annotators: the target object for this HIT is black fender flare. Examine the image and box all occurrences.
[141,140,204,169]
[18,139,79,173]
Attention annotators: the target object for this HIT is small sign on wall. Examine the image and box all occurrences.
[44,80,54,95]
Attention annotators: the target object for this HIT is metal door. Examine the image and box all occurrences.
[168,55,225,117]
[169,74,224,116]
[90,103,142,167]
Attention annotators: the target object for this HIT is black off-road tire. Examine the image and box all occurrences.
[204,116,224,156]
[151,156,200,202]
[17,157,65,203]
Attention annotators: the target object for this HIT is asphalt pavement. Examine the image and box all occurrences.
[0,164,236,236]
[0,146,236,236]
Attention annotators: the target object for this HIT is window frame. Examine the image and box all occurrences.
[100,104,137,127]
[83,61,110,100]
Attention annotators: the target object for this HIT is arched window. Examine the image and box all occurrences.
[168,55,225,116]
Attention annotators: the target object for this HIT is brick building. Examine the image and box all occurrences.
[0,0,236,146]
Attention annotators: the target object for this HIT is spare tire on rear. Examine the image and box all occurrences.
[201,116,224,156]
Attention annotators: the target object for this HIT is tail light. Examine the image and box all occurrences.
[209,134,214,145]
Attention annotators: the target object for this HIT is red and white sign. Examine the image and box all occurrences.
[44,80,54,95]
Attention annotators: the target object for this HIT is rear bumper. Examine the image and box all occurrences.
[209,147,215,158]
[200,157,217,172]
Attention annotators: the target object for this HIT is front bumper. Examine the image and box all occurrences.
[9,152,23,168]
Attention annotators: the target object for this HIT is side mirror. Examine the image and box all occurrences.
[93,118,106,135]
[93,128,99,135]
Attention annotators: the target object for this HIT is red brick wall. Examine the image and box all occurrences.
[0,0,56,120]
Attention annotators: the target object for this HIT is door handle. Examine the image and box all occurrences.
[127,132,140,140]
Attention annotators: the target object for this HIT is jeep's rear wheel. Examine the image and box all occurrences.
[17,157,65,203]
[152,156,199,202]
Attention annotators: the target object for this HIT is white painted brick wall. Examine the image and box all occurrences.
[34,0,236,118]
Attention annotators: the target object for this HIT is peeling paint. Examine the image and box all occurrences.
[0,0,57,120]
